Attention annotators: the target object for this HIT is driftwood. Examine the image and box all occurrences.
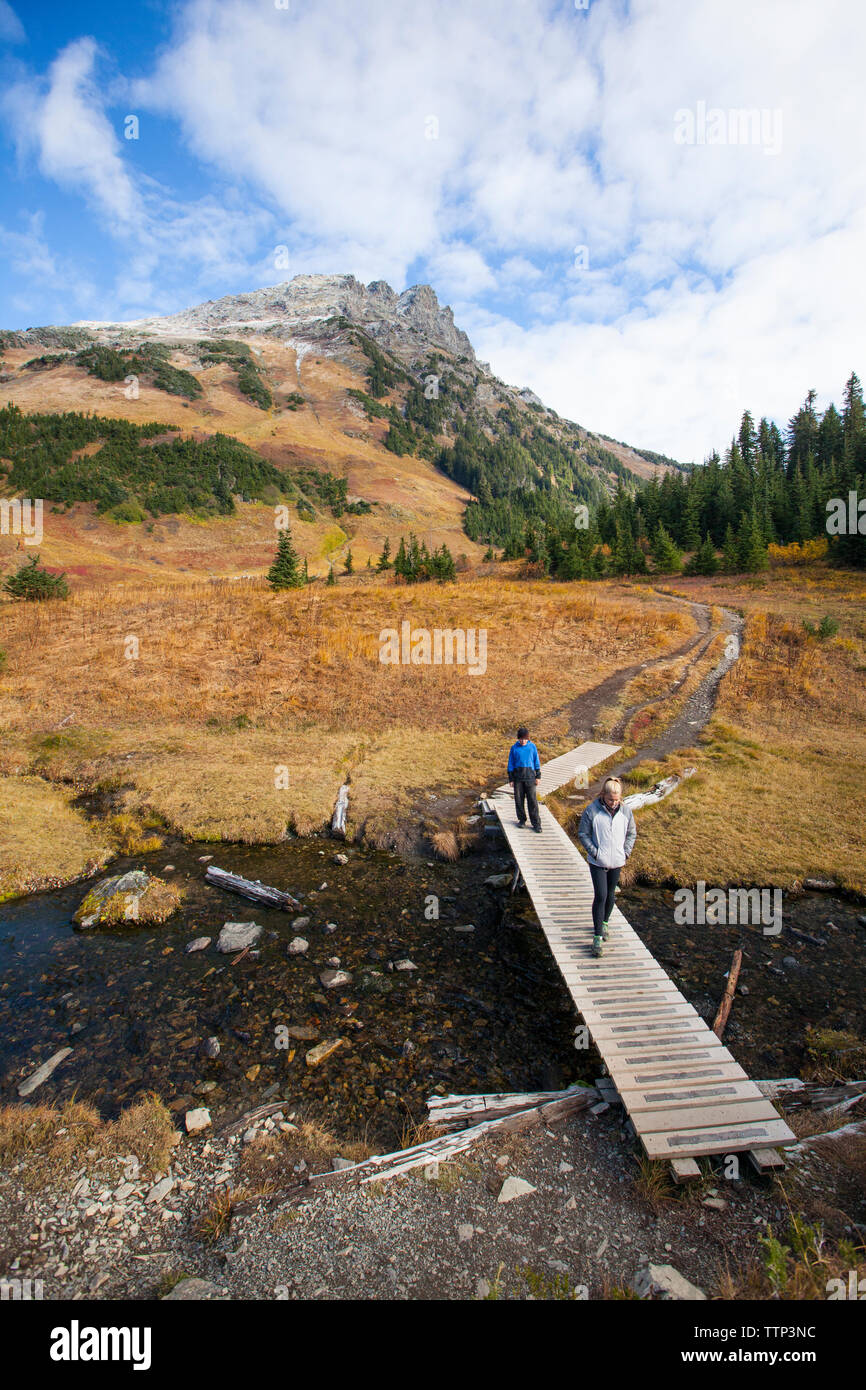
[712,948,742,1039]
[331,783,349,838]
[205,865,300,911]
[269,1085,599,1204]
[216,1101,289,1139]
[755,1078,866,1113]
[785,924,826,947]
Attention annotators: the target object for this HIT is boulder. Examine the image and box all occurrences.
[498,1176,536,1204]
[74,870,182,928]
[632,1257,707,1301]
[216,921,262,953]
[162,1277,226,1301]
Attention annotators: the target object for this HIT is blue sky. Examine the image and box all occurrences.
[1,0,864,461]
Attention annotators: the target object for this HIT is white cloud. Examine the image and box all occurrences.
[4,0,866,456]
[0,1,24,44]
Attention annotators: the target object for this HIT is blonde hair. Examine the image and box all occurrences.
[602,777,623,796]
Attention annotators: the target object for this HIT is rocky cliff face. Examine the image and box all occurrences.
[72,274,476,366]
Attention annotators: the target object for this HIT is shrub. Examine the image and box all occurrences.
[3,554,69,600]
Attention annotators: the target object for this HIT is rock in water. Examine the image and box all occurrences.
[319,968,352,988]
[202,1037,220,1059]
[305,1038,345,1067]
[186,936,211,953]
[216,922,262,953]
[18,1047,73,1097]
[74,870,182,927]
[185,1108,212,1133]
[287,936,309,955]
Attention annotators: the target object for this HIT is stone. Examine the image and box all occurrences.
[74,870,181,927]
[632,1258,707,1301]
[324,922,338,933]
[198,855,213,862]
[286,1025,319,1041]
[292,916,311,930]
[162,1277,227,1301]
[457,1223,474,1243]
[498,1176,536,1204]
[485,873,512,887]
[319,968,352,989]
[702,1197,728,1211]
[186,937,211,953]
[245,1065,260,1082]
[326,956,341,968]
[333,853,349,865]
[202,1037,220,1058]
[394,959,417,972]
[453,924,475,933]
[18,1047,73,1098]
[287,937,309,955]
[216,922,262,953]
[185,1108,211,1134]
[145,1177,174,1204]
[305,1038,345,1067]
[331,1156,356,1171]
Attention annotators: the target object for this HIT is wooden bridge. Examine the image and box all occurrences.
[485,743,795,1167]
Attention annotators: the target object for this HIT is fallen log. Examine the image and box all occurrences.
[755,1079,866,1111]
[785,924,826,947]
[331,783,349,838]
[205,865,300,911]
[712,948,742,1039]
[270,1085,599,1201]
[427,1085,592,1132]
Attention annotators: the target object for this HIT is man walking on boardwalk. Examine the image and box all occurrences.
[507,725,542,833]
[578,776,636,957]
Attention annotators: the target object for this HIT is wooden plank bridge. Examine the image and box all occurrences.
[486,743,796,1163]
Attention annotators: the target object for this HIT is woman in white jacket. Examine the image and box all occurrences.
[577,777,636,957]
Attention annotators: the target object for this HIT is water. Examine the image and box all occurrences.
[0,835,590,1148]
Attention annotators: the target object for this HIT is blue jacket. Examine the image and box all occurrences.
[508,740,541,777]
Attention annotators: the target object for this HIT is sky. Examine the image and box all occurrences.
[1,0,864,462]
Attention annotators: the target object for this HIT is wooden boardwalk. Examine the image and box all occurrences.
[489,743,796,1162]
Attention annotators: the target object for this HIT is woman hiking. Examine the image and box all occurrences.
[578,776,636,957]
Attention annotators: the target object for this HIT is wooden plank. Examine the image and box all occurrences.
[748,1147,787,1174]
[670,1158,702,1184]
[620,1081,764,1112]
[630,1098,781,1134]
[642,1118,796,1159]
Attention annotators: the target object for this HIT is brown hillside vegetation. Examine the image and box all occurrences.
[0,578,690,893]
[0,337,482,583]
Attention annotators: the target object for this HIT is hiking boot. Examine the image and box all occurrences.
[532,825,542,833]
[591,935,604,957]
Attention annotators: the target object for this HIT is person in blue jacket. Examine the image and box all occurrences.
[507,725,542,832]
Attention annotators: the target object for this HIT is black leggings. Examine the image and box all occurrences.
[589,863,621,934]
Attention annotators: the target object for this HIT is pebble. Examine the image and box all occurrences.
[457,1223,474,1243]
[292,917,311,930]
[287,937,309,955]
[186,937,211,954]
[394,959,417,972]
[217,922,263,953]
[202,1037,220,1058]
[185,1108,212,1134]
[333,854,348,865]
[319,968,352,988]
[145,1177,174,1204]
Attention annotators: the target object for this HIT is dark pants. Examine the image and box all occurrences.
[589,863,621,934]
[512,772,541,829]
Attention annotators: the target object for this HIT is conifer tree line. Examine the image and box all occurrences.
[518,372,866,575]
[267,526,457,589]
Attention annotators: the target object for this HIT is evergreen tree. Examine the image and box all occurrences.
[344,549,353,575]
[722,523,739,573]
[650,522,682,573]
[2,553,69,600]
[326,563,336,586]
[684,532,718,576]
[394,537,408,580]
[267,528,305,589]
[737,509,769,572]
[376,537,392,571]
